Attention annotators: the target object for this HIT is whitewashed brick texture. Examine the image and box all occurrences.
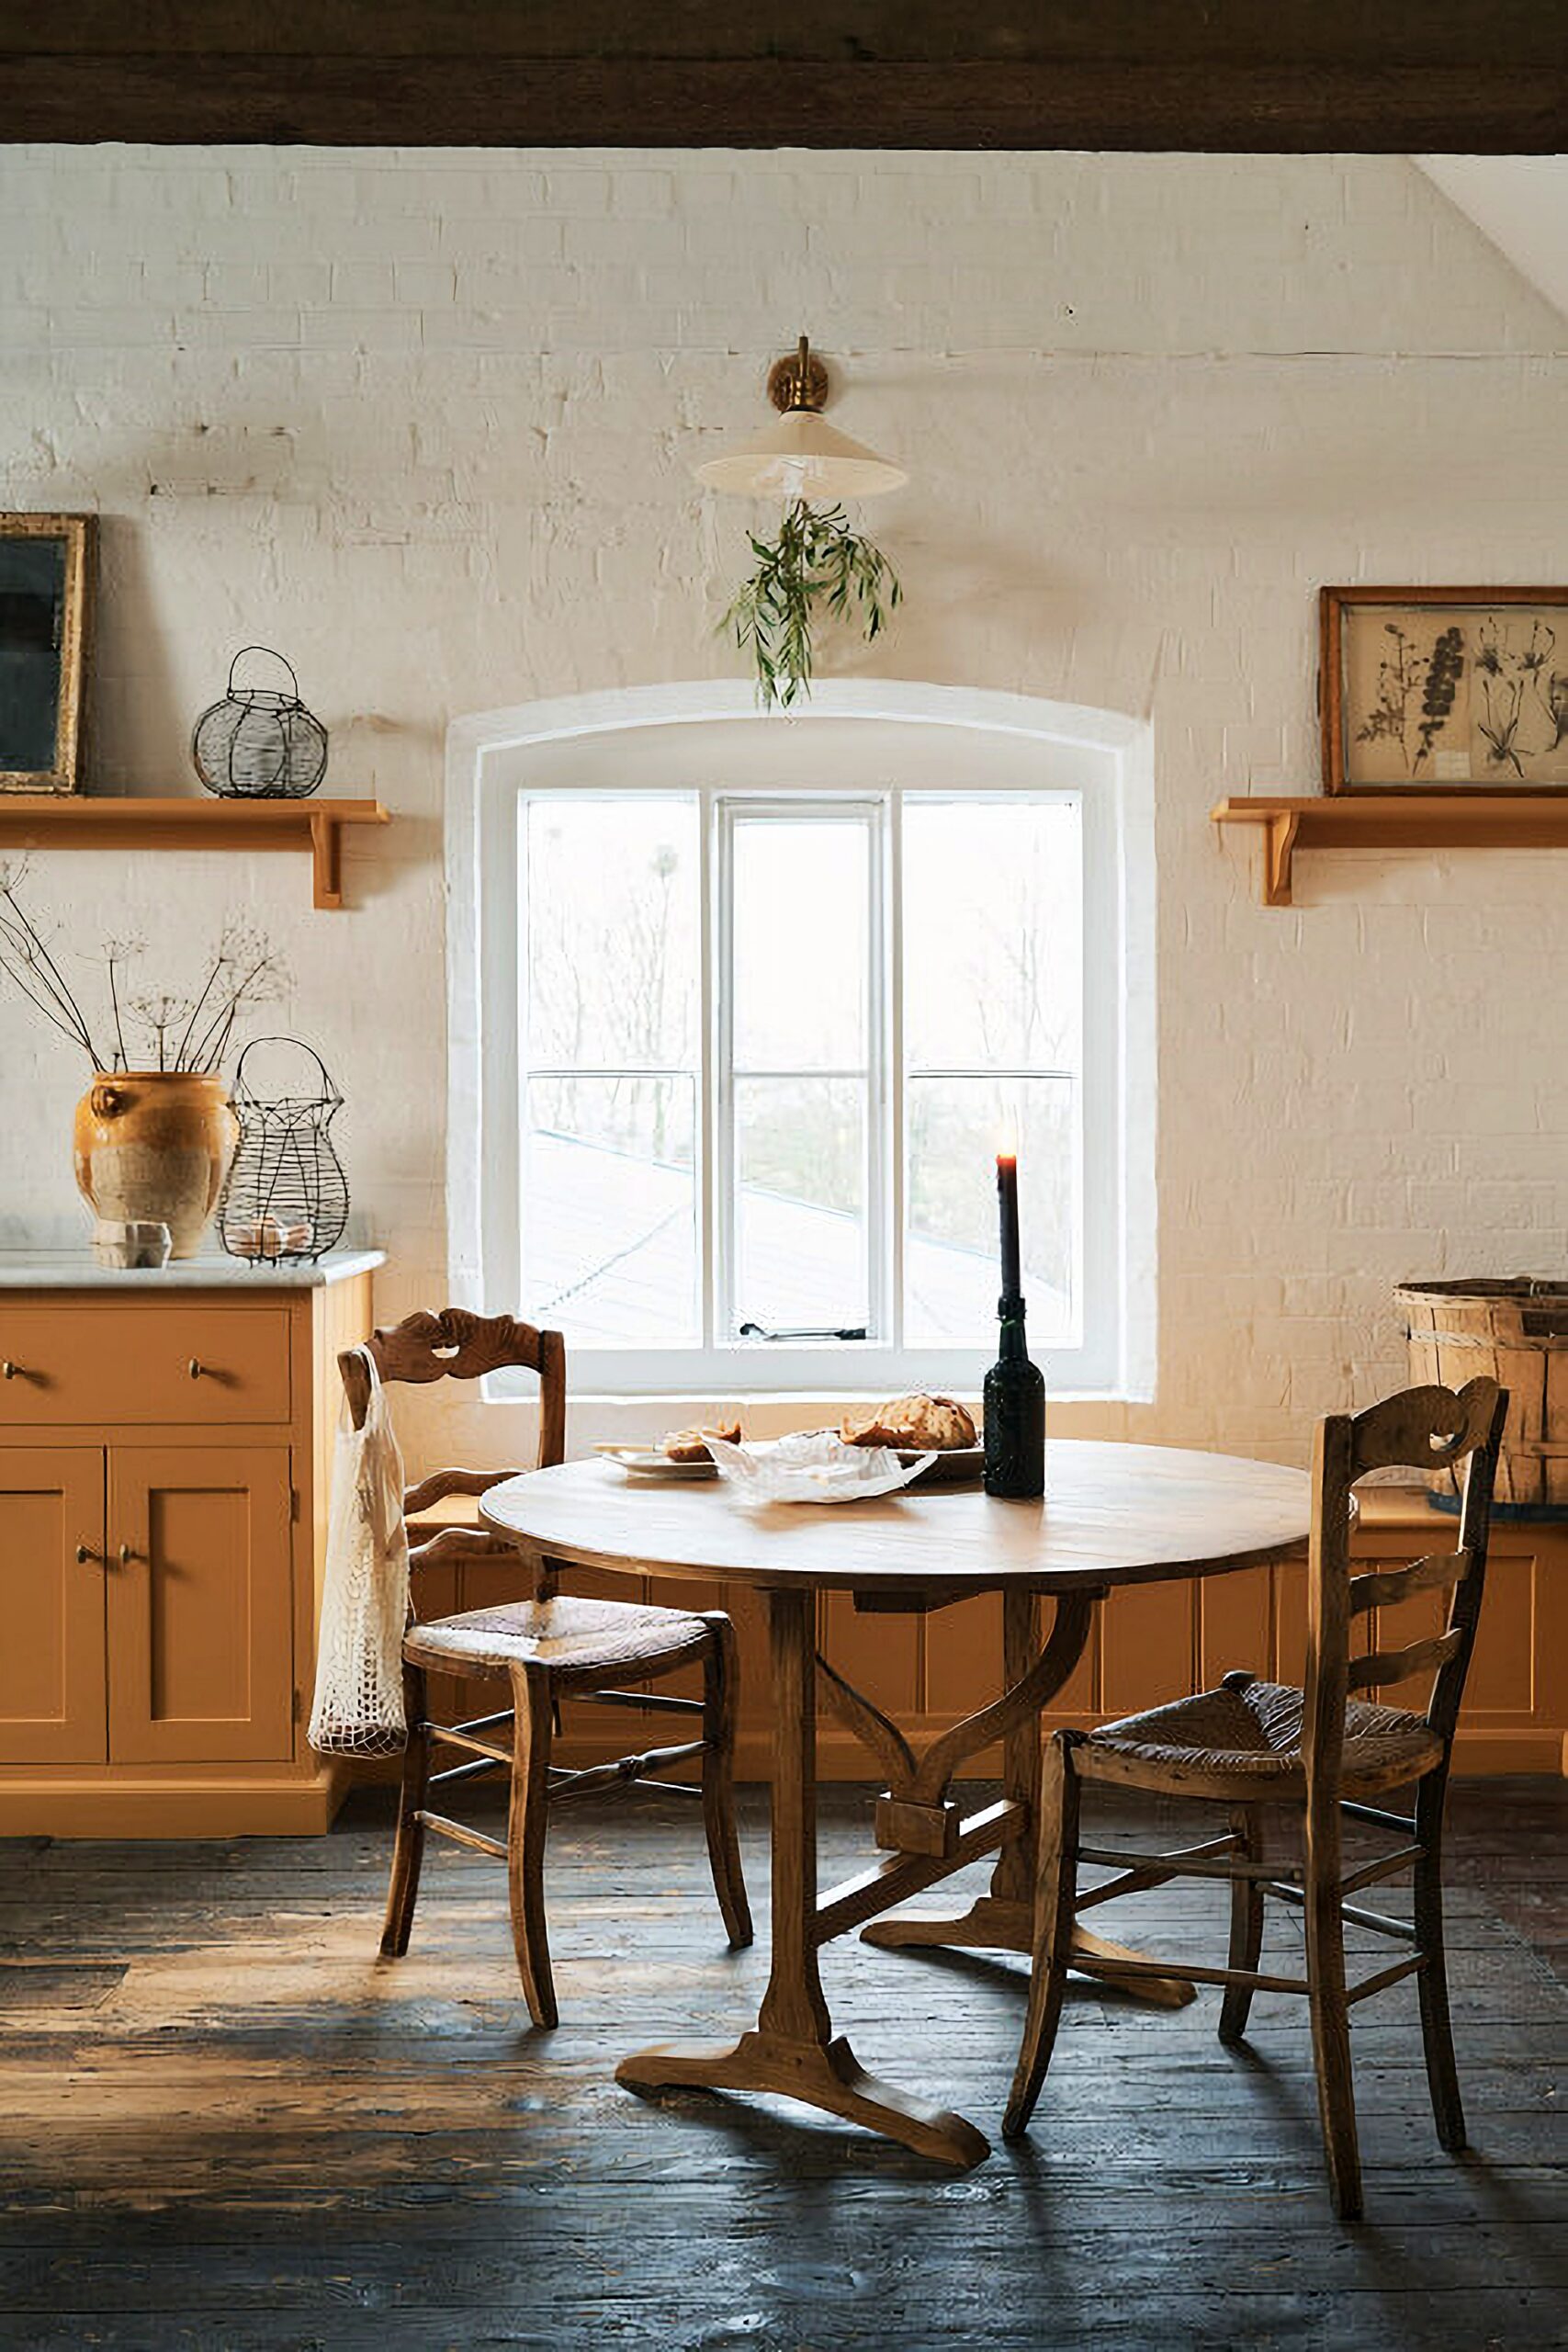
[2,148,1565,1469]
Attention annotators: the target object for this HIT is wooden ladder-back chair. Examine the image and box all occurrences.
[1004,1378,1507,2220]
[339,1308,751,2028]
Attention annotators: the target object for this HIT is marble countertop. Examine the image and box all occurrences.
[0,1248,385,1290]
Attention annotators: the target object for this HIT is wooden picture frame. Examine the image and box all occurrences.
[0,513,94,795]
[1320,585,1568,795]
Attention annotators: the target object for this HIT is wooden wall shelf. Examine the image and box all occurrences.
[0,796,390,911]
[1212,794,1568,907]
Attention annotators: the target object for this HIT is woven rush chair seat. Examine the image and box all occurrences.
[1077,1673,1443,1801]
[404,1594,714,1685]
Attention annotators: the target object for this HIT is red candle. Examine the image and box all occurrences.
[997,1151,1021,1299]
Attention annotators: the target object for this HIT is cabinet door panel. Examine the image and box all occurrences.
[1200,1566,1272,1689]
[107,1446,294,1764]
[820,1591,919,1722]
[0,1450,106,1764]
[1101,1577,1195,1714]
[1273,1559,1308,1686]
[1459,1554,1534,1715]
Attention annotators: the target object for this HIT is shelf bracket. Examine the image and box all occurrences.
[310,811,343,911]
[1264,809,1299,907]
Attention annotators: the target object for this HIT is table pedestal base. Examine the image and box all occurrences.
[618,1585,1190,2169]
[862,1898,1198,2009]
[616,2029,991,2168]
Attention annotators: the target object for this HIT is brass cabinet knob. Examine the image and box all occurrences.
[118,1542,141,1567]
[75,1543,105,1566]
[2,1360,18,1379]
[187,1358,204,1379]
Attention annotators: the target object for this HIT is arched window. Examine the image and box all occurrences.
[448,682,1154,1402]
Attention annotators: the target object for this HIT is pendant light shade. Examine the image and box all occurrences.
[694,335,907,501]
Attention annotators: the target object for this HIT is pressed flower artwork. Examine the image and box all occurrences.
[1321,588,1568,790]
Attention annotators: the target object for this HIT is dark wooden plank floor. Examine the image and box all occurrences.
[2,1780,1565,2351]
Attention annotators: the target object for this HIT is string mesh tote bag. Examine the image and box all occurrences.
[310,1346,412,1757]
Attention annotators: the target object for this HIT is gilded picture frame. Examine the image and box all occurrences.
[0,513,94,795]
[1320,584,1568,795]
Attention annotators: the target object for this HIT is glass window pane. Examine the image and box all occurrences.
[733,1078,868,1334]
[904,1076,1076,1345]
[525,797,698,1069]
[902,799,1081,1071]
[732,817,868,1070]
[524,1077,696,1345]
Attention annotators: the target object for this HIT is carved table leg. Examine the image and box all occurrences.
[616,1586,990,2167]
[861,1589,1196,2009]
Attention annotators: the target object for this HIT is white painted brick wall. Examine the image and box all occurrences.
[2,146,1565,1469]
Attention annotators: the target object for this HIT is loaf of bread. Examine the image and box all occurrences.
[662,1420,743,1464]
[840,1395,976,1451]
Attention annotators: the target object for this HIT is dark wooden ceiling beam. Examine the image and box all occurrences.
[2,6,1565,149]
[4,0,1566,62]
[3,57,1566,151]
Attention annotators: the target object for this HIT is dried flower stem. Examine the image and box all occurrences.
[0,881,288,1077]
[107,953,128,1071]
[175,963,225,1070]
[0,885,107,1065]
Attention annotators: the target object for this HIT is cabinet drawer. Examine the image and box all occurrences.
[0,1306,291,1426]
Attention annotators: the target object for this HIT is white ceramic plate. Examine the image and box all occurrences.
[593,1443,719,1481]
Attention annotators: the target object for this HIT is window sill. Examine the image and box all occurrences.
[480,1386,1135,1429]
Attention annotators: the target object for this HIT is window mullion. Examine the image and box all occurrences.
[513,796,530,1319]
[710,793,733,1348]
[887,786,905,1354]
[859,797,890,1350]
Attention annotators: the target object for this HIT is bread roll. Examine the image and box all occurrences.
[662,1420,742,1464]
[840,1395,976,1451]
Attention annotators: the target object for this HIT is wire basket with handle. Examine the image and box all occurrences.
[218,1036,349,1264]
[192,645,329,799]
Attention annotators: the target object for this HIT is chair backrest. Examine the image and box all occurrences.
[338,1306,567,1477]
[1304,1378,1506,1807]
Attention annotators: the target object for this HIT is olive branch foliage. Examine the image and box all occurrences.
[722,498,901,710]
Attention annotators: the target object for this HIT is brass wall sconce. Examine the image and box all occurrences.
[693,335,907,501]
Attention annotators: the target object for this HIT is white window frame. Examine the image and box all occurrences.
[448,681,1155,1407]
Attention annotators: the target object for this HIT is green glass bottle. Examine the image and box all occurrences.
[983,1295,1045,1499]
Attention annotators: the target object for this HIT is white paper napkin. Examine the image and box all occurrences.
[702,1429,936,1504]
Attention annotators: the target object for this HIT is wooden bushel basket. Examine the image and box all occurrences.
[1396,1278,1568,1515]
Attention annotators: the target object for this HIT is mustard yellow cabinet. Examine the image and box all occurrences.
[0,1253,379,1834]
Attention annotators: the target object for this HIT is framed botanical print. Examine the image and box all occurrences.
[0,513,94,794]
[1320,584,1568,794]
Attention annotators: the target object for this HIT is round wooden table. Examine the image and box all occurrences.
[481,1438,1311,2167]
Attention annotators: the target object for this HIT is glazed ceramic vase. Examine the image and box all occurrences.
[73,1071,239,1259]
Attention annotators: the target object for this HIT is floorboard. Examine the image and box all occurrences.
[2,1779,1565,2351]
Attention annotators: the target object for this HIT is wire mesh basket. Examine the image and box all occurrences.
[218,1037,349,1264]
[192,645,329,799]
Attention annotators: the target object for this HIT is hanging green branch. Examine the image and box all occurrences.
[722,498,901,710]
